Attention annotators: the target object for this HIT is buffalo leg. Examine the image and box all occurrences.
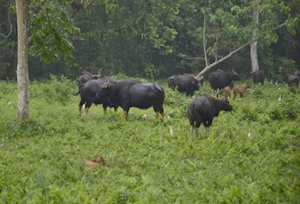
[123,109,129,120]
[79,100,85,116]
[124,111,128,120]
[204,119,213,135]
[85,102,92,115]
[205,127,209,135]
[103,105,107,113]
[195,121,201,138]
[155,111,164,119]
[154,106,164,119]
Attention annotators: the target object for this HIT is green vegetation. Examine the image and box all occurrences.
[0,78,299,203]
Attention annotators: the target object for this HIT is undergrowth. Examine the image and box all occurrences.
[0,78,299,203]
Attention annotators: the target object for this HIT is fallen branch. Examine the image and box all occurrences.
[176,53,205,61]
[195,22,286,78]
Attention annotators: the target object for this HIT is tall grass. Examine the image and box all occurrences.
[0,78,299,203]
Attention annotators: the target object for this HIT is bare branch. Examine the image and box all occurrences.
[176,53,205,60]
[195,22,286,78]
[69,35,86,41]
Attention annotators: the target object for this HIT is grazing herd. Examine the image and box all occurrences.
[78,74,164,120]
[77,68,298,138]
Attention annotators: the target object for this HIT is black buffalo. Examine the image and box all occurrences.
[77,71,98,94]
[167,74,203,96]
[285,74,299,87]
[295,71,300,78]
[252,70,265,86]
[188,94,233,137]
[99,80,165,119]
[79,78,117,115]
[167,75,178,90]
[208,69,240,90]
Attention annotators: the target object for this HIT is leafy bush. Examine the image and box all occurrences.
[268,93,300,121]
[248,87,263,99]
[283,106,298,120]
[269,57,299,82]
[31,75,75,105]
[144,64,160,79]
[269,108,284,121]
[240,106,258,121]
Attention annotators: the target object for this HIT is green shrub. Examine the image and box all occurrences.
[240,106,258,121]
[248,88,263,98]
[283,106,298,120]
[269,108,284,121]
[31,75,75,105]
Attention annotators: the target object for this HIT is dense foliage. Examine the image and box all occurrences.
[0,0,299,80]
[0,78,299,203]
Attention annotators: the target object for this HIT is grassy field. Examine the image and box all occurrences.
[0,76,299,203]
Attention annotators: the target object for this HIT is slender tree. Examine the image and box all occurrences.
[251,3,260,72]
[202,8,209,67]
[16,0,29,120]
[13,0,78,120]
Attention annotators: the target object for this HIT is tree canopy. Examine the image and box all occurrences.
[0,0,299,80]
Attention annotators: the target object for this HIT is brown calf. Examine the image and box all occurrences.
[222,86,231,98]
[233,83,250,99]
[216,86,231,101]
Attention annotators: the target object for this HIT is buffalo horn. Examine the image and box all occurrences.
[232,69,238,75]
[102,80,113,88]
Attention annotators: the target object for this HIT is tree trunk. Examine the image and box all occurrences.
[202,10,209,67]
[250,5,260,72]
[16,0,29,120]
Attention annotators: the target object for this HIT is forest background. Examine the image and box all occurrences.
[0,0,299,81]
